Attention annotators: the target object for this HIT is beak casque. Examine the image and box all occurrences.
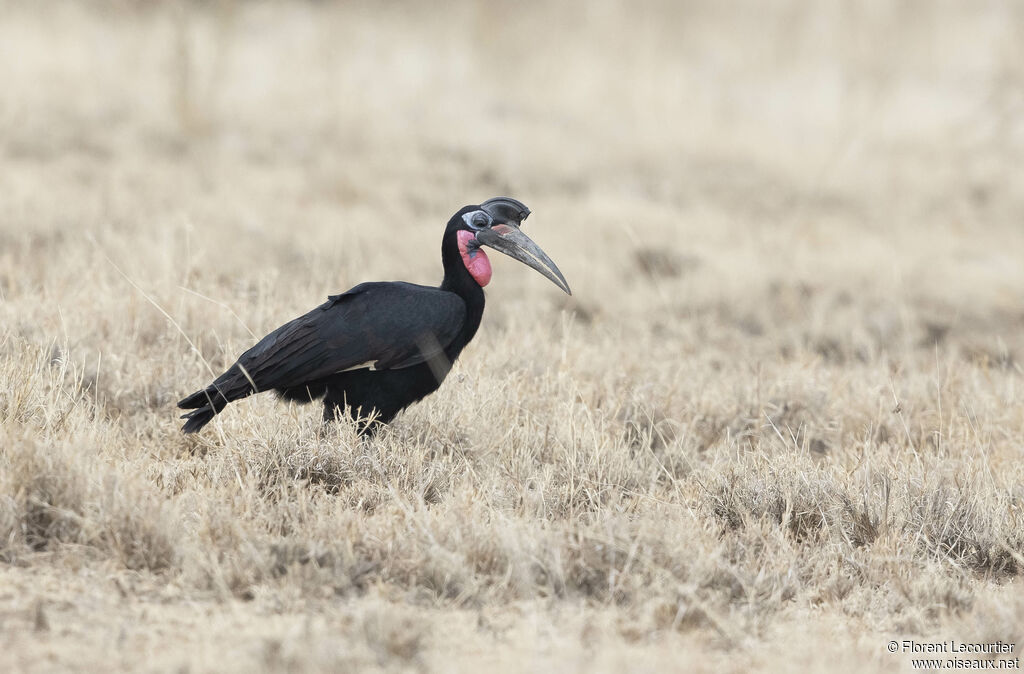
[480,197,531,225]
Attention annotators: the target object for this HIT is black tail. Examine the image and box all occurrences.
[180,405,218,434]
[178,387,218,410]
[177,386,230,434]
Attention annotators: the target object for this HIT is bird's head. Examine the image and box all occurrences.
[449,197,571,295]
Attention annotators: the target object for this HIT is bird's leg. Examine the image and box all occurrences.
[355,416,384,437]
[321,394,382,439]
[322,400,341,424]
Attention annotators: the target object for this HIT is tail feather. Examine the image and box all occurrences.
[180,405,219,434]
[177,385,233,434]
[178,362,263,433]
[178,387,221,410]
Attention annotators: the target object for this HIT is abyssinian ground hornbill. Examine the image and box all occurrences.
[178,197,570,435]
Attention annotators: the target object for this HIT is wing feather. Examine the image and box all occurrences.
[213,282,466,395]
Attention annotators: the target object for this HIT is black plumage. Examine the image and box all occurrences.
[177,198,570,435]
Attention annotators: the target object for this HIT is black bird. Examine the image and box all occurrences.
[177,197,570,435]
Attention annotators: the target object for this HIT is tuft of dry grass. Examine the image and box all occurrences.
[2,0,1024,671]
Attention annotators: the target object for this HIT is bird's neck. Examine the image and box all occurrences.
[441,230,486,344]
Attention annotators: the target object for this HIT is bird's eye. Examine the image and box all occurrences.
[463,211,491,230]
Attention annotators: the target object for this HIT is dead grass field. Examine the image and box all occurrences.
[2,1,1024,671]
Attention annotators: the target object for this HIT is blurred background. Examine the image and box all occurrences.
[2,5,1024,668]
[1,0,1023,365]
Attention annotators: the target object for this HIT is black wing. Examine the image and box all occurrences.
[183,282,466,402]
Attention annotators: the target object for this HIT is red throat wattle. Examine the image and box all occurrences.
[457,230,492,287]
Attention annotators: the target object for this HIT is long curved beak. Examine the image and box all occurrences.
[475,224,572,295]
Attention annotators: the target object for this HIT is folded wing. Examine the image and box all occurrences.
[177,282,467,422]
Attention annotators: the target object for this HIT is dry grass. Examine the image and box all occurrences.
[2,1,1024,671]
